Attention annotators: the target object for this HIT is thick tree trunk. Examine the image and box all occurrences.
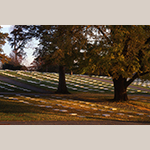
[113,76,128,102]
[55,65,70,94]
[70,70,73,75]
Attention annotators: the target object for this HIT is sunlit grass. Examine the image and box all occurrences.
[0,93,149,122]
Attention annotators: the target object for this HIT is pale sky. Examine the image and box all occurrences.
[1,25,37,67]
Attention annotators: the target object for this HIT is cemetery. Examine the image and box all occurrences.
[0,25,150,124]
[0,69,149,124]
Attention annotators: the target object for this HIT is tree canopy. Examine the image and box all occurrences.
[0,26,10,63]
[81,25,150,101]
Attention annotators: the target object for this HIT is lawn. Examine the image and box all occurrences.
[0,93,149,123]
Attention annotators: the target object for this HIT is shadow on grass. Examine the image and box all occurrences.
[86,116,150,124]
[0,100,51,114]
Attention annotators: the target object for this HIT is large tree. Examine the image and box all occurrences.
[34,25,88,94]
[9,25,89,94]
[82,25,150,101]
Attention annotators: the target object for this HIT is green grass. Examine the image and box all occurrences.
[0,93,149,122]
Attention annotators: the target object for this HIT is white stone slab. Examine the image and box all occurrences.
[19,100,24,102]
[99,109,105,111]
[38,105,45,107]
[117,113,124,115]
[62,106,68,108]
[35,95,39,97]
[85,111,90,113]
[53,109,59,111]
[68,107,74,109]
[89,104,95,106]
[12,98,18,100]
[127,115,134,117]
[78,116,85,118]
[23,101,29,104]
[110,108,117,110]
[103,106,109,108]
[76,109,82,111]
[102,114,110,117]
[136,113,144,116]
[107,111,113,113]
[69,113,77,116]
[45,106,52,108]
[79,105,84,107]
[93,113,100,115]
[56,104,62,106]
[147,115,150,117]
[85,102,90,104]
[26,97,31,99]
[73,103,78,105]
[59,110,68,112]
[84,106,90,109]
[91,108,98,110]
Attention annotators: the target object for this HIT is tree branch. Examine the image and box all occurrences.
[126,71,150,87]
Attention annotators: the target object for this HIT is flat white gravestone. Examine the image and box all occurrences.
[19,100,25,102]
[62,106,68,108]
[53,109,59,111]
[103,106,109,108]
[78,116,86,118]
[116,113,124,115]
[85,111,90,113]
[12,98,18,100]
[59,110,68,112]
[69,113,77,116]
[35,95,39,97]
[56,104,62,106]
[136,113,144,116]
[23,101,29,104]
[93,113,100,116]
[91,108,98,110]
[102,114,110,117]
[45,106,53,108]
[76,109,82,111]
[99,109,105,111]
[110,108,117,110]
[68,107,74,109]
[107,111,114,113]
[38,105,45,107]
[127,115,134,117]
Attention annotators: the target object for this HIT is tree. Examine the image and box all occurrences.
[82,25,150,101]
[0,26,10,65]
[9,25,89,94]
[8,25,33,66]
[34,25,88,94]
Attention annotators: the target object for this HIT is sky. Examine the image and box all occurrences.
[0,25,37,67]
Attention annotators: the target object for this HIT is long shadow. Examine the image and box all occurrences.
[86,116,150,124]
[0,75,53,94]
[0,100,52,114]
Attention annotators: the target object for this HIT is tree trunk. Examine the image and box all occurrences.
[70,70,73,75]
[55,65,70,94]
[113,76,128,102]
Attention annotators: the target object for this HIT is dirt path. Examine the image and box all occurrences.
[0,120,149,125]
[0,75,53,94]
